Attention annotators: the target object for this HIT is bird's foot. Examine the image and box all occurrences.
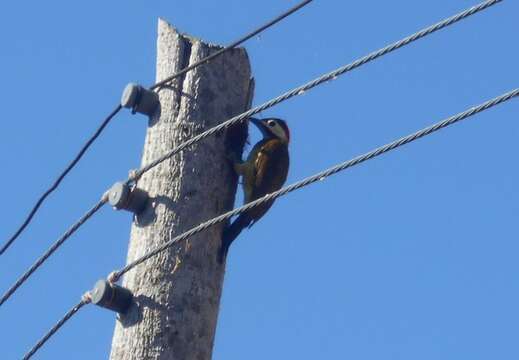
[226,151,245,176]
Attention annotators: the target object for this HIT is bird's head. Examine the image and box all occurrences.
[250,117,290,144]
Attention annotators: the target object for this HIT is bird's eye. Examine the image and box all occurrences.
[268,120,275,127]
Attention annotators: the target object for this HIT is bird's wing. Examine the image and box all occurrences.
[253,145,273,190]
[253,139,288,195]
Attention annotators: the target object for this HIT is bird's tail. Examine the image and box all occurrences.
[219,214,252,263]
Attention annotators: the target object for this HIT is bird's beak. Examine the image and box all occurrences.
[249,117,269,136]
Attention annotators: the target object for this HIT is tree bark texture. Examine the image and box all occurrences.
[109,18,252,360]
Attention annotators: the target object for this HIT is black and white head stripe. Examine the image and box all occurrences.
[265,118,290,142]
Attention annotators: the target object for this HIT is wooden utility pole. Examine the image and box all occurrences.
[109,19,252,360]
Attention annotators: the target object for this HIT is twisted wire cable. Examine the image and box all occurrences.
[151,0,314,91]
[111,88,518,281]
[22,294,91,360]
[18,1,509,357]
[0,196,108,307]
[1,0,314,257]
[22,87,517,359]
[4,0,502,310]
[0,105,121,256]
[0,0,314,307]
[24,88,517,360]
[129,0,502,183]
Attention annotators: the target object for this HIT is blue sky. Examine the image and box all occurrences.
[1,1,518,359]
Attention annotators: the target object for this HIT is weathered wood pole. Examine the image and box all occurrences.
[109,18,252,360]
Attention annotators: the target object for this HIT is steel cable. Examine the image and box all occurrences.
[1,0,314,257]
[22,86,517,360]
[112,88,518,281]
[22,295,91,360]
[129,0,503,183]
[0,197,107,307]
[0,0,314,307]
[0,105,121,256]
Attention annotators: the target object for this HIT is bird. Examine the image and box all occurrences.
[220,117,290,262]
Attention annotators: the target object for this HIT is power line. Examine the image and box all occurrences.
[0,105,121,256]
[22,295,91,360]
[0,197,108,307]
[0,0,501,309]
[111,88,519,281]
[151,0,314,91]
[23,88,518,359]
[0,0,314,257]
[129,0,502,183]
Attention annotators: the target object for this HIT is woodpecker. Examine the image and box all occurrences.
[220,117,290,261]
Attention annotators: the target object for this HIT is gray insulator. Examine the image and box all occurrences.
[121,83,159,116]
[109,182,149,214]
[91,279,133,314]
